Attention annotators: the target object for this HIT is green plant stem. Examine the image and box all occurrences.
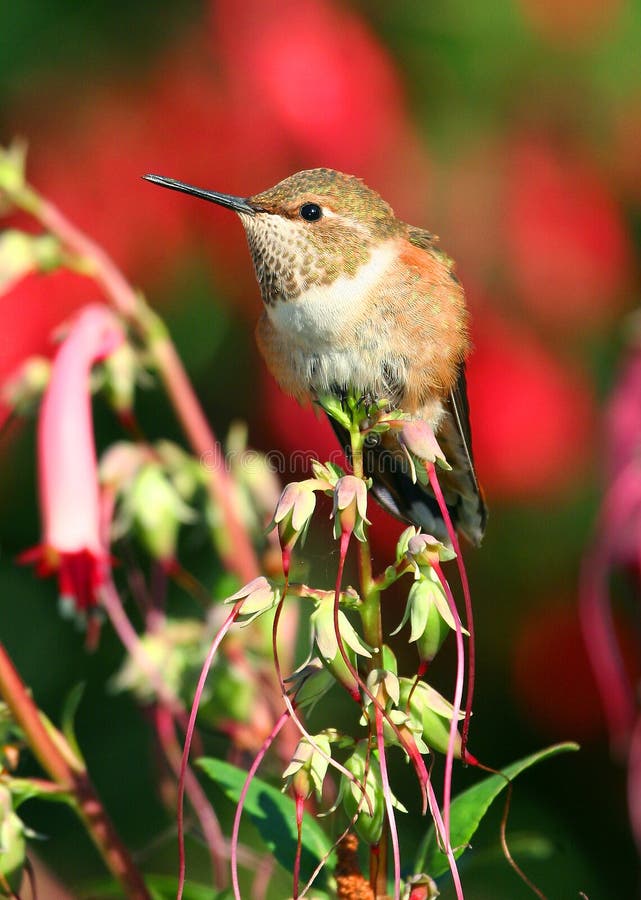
[349,421,388,899]
[349,422,382,669]
[0,642,151,899]
[19,187,260,586]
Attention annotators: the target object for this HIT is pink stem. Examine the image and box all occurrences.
[579,547,636,755]
[153,705,226,889]
[627,714,641,858]
[270,597,373,812]
[426,779,464,900]
[177,601,243,900]
[230,710,289,900]
[427,463,476,754]
[432,561,466,844]
[375,705,400,900]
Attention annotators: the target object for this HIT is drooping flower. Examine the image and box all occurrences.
[20,304,125,621]
[332,475,370,541]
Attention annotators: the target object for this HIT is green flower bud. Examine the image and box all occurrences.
[284,657,335,712]
[311,596,371,699]
[1,356,50,415]
[282,734,331,800]
[111,619,204,702]
[101,341,138,415]
[392,569,464,666]
[156,440,204,502]
[0,786,26,893]
[0,141,27,205]
[310,458,344,487]
[341,743,386,845]
[0,229,62,293]
[399,678,464,757]
[127,462,196,565]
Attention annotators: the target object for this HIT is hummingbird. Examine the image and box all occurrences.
[143,168,487,546]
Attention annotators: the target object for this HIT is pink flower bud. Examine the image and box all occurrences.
[332,475,370,541]
[268,479,320,551]
[20,305,124,620]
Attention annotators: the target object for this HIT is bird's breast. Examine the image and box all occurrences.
[266,240,398,346]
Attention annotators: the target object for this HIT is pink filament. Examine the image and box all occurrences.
[427,463,476,754]
[230,710,289,900]
[177,601,243,900]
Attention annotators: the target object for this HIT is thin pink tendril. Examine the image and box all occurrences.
[375,705,400,900]
[432,560,466,845]
[231,710,290,900]
[427,463,476,755]
[177,601,243,900]
[426,779,464,900]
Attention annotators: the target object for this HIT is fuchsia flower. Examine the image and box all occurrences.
[20,304,125,619]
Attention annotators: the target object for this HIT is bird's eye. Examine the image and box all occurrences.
[299,203,322,222]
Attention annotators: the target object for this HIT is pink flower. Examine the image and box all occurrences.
[20,304,125,619]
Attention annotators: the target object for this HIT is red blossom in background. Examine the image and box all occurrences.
[466,309,595,501]
[504,136,631,332]
[512,602,639,742]
[20,304,124,622]
[209,0,429,219]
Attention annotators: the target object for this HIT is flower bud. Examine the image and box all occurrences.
[101,341,138,416]
[310,459,344,487]
[332,475,370,541]
[0,229,62,294]
[341,743,386,845]
[156,440,204,503]
[127,462,196,566]
[399,678,465,757]
[268,479,319,551]
[406,533,456,570]
[282,734,331,800]
[224,576,279,624]
[111,619,203,702]
[311,596,371,700]
[392,569,463,666]
[0,785,26,893]
[1,356,50,415]
[400,420,451,472]
[403,874,440,900]
[285,657,335,712]
[0,141,27,205]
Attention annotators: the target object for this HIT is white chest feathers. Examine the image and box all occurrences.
[267,240,397,345]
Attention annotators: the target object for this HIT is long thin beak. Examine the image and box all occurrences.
[143,174,257,215]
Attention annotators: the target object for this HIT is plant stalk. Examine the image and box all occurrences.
[0,642,150,899]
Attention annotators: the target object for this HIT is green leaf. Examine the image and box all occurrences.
[146,874,233,899]
[415,742,579,878]
[80,875,229,900]
[198,758,334,882]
